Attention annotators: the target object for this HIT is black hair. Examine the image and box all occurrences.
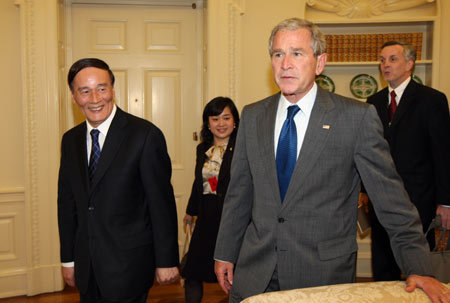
[200,97,240,145]
[67,58,115,91]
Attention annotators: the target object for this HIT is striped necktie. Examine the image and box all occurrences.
[88,129,101,184]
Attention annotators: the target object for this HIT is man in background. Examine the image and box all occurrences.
[360,41,450,281]
[58,58,179,303]
[213,18,450,303]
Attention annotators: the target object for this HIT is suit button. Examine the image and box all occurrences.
[88,206,94,211]
[278,218,285,223]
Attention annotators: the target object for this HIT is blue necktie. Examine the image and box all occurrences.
[88,129,101,184]
[276,105,300,202]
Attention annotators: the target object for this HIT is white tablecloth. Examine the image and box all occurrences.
[242,281,450,303]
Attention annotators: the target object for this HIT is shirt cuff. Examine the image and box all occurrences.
[62,261,74,267]
[214,259,233,263]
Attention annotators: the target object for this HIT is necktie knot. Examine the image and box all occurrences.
[390,90,397,102]
[287,105,300,120]
[389,90,397,122]
[91,129,100,141]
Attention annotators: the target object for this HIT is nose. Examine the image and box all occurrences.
[281,55,292,70]
[92,91,100,103]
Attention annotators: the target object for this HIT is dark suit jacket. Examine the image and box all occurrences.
[214,88,432,300]
[57,107,179,301]
[186,134,236,217]
[367,80,450,230]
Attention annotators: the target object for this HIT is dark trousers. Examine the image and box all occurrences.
[370,211,401,281]
[185,279,203,303]
[80,267,149,303]
[369,201,434,281]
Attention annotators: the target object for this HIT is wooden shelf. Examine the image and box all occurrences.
[326,60,433,66]
[312,17,437,25]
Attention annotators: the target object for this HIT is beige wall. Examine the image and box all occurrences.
[0,0,63,298]
[240,0,305,104]
[0,0,24,187]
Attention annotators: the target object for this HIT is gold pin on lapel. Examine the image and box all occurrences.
[322,125,330,129]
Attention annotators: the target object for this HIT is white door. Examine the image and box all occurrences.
[69,3,202,254]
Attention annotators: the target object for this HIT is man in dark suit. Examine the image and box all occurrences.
[57,58,179,303]
[213,18,450,303]
[360,41,450,281]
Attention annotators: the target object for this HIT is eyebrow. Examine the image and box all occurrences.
[76,83,108,92]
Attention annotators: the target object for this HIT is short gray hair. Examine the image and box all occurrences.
[268,18,326,57]
[382,40,417,62]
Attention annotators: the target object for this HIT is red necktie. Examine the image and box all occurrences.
[389,90,397,122]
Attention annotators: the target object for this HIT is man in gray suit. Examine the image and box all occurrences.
[214,18,450,303]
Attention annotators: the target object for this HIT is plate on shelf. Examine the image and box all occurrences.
[315,74,335,93]
[350,74,378,99]
[411,74,423,85]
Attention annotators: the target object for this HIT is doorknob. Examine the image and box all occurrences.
[193,132,198,141]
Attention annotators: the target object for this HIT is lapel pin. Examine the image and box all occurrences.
[322,125,330,129]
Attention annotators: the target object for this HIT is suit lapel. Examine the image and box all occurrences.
[390,80,417,128]
[74,123,90,197]
[282,88,335,206]
[377,89,390,128]
[89,108,128,193]
[196,143,208,194]
[218,134,235,181]
[257,93,282,203]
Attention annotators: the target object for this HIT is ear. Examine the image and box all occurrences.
[406,59,414,73]
[315,53,327,75]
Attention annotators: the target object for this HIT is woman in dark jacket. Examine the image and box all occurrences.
[181,97,239,303]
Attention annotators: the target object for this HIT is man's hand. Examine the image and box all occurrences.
[215,260,234,294]
[406,275,450,303]
[358,193,369,213]
[61,266,75,287]
[155,267,179,285]
[437,205,450,230]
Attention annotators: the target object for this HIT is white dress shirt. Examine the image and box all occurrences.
[86,104,117,162]
[388,76,411,106]
[274,82,317,159]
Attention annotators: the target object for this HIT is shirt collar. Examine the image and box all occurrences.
[86,104,117,136]
[389,76,411,99]
[279,82,317,117]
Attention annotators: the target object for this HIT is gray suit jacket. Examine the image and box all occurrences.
[214,88,432,300]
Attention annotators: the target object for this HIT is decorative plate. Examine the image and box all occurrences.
[315,74,335,93]
[350,74,378,99]
[411,74,423,85]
